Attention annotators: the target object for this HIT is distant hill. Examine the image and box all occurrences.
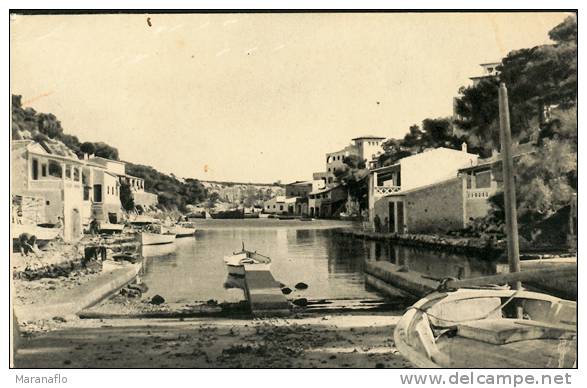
[199,181,284,208]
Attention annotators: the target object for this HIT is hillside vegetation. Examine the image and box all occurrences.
[11,95,206,211]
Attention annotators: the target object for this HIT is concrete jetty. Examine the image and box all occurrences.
[364,260,437,299]
[243,264,290,317]
[14,261,142,322]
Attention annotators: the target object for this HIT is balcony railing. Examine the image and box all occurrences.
[374,185,401,196]
[466,188,496,200]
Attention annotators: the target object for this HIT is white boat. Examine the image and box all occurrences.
[99,223,125,234]
[129,215,158,225]
[169,222,197,237]
[141,242,177,257]
[12,223,60,245]
[139,231,176,246]
[223,244,271,276]
[394,288,576,368]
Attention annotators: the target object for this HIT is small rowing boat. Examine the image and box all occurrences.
[139,231,176,246]
[12,223,60,247]
[223,243,271,276]
[99,223,125,234]
[169,222,197,237]
[394,288,576,368]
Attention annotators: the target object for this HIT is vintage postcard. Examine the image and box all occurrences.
[9,10,577,371]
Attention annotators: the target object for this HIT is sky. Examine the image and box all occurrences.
[10,12,570,183]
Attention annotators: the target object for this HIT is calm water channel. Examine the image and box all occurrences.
[140,219,498,304]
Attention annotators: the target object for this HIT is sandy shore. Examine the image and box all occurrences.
[14,313,412,368]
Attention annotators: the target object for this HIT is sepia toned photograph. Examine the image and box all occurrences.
[9,10,577,370]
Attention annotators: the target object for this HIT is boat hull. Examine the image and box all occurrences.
[99,223,125,234]
[12,224,60,247]
[210,209,244,219]
[224,250,271,276]
[170,226,196,237]
[394,289,576,368]
[140,232,176,246]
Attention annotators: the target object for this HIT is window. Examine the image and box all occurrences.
[83,187,90,201]
[73,167,80,181]
[475,171,491,188]
[280,205,284,211]
[46,200,50,206]
[31,159,39,180]
[65,165,71,179]
[48,161,62,178]
[107,186,110,195]
[93,185,103,202]
[41,164,47,177]
[466,173,472,189]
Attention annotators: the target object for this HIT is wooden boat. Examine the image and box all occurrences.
[169,222,197,237]
[12,223,60,247]
[277,215,295,220]
[210,209,244,219]
[223,244,271,276]
[128,215,158,226]
[339,212,360,221]
[139,231,176,246]
[244,213,260,219]
[99,223,124,234]
[394,288,576,368]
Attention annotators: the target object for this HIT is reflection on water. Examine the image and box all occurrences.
[140,220,498,304]
[141,243,177,258]
[365,241,497,280]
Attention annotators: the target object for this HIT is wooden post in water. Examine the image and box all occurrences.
[498,82,521,290]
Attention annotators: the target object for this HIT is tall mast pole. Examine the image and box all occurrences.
[498,82,521,290]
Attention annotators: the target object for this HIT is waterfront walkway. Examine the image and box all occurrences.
[14,261,142,322]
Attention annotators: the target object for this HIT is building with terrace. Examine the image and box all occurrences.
[12,139,87,241]
[368,145,478,233]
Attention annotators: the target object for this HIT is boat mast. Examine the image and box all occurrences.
[498,82,521,290]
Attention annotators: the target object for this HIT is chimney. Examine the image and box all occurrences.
[461,142,468,153]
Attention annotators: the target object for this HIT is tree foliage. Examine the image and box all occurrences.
[12,94,209,212]
[119,182,135,211]
[334,155,370,210]
[456,15,578,226]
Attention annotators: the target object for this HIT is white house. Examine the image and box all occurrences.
[368,145,478,233]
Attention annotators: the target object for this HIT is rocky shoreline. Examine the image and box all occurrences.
[335,228,574,259]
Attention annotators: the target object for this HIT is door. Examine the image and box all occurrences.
[397,201,405,234]
[71,208,80,238]
[31,159,39,180]
[388,202,396,233]
[93,184,102,202]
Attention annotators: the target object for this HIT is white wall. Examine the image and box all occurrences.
[400,148,477,191]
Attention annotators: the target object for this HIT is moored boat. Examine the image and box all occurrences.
[277,215,295,220]
[12,223,60,247]
[99,223,125,234]
[169,222,197,237]
[210,208,244,219]
[128,215,158,226]
[394,288,576,368]
[339,212,360,221]
[223,244,271,276]
[139,231,176,246]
